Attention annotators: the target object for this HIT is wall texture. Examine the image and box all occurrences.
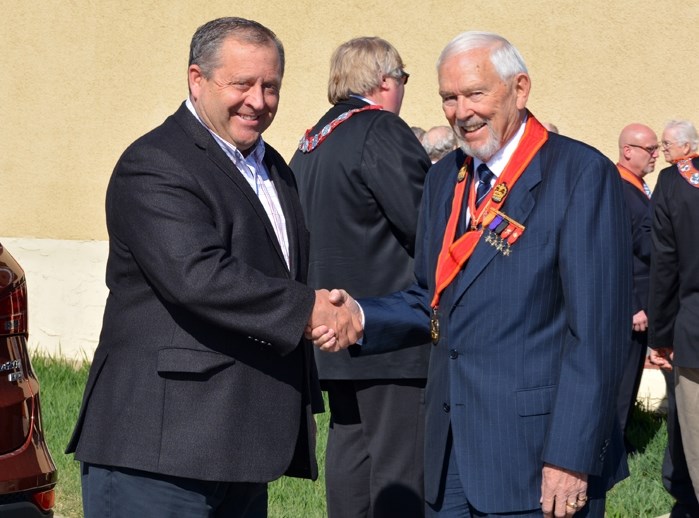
[0,1,697,360]
[1,0,697,240]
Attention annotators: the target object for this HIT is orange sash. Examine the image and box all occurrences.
[617,164,648,196]
[431,115,548,309]
[673,155,699,188]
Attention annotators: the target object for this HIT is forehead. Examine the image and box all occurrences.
[662,127,678,139]
[216,37,281,74]
[438,48,500,89]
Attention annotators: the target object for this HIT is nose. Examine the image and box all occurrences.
[245,84,265,111]
[455,96,474,121]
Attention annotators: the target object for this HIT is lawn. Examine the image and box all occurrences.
[33,355,674,517]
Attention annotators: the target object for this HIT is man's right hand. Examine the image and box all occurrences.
[307,289,363,352]
[649,347,673,371]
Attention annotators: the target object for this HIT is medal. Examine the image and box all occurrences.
[457,164,467,182]
[483,208,525,256]
[430,307,440,344]
[491,183,508,203]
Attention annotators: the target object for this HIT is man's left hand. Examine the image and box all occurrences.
[540,463,588,517]
[632,310,648,332]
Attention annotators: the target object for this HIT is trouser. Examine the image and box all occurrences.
[675,367,699,503]
[81,462,267,518]
[616,331,647,435]
[662,368,699,508]
[323,379,426,518]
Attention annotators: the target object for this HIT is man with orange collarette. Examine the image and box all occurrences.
[649,119,699,513]
[614,123,659,450]
[309,31,632,517]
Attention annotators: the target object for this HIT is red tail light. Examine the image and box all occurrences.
[32,488,56,511]
[0,281,28,337]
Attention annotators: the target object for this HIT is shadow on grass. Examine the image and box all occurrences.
[626,400,665,454]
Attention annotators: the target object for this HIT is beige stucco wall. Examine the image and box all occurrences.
[1,0,697,240]
[0,1,696,371]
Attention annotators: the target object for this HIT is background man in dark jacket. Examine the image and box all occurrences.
[291,36,430,518]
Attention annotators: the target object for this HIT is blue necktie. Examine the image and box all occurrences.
[476,163,495,207]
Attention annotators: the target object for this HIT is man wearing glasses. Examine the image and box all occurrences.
[615,123,659,449]
[291,37,431,518]
[649,120,699,516]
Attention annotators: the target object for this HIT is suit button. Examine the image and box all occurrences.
[443,403,450,413]
[449,349,459,359]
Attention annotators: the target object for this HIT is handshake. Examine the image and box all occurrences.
[307,289,363,351]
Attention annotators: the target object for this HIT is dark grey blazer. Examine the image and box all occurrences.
[67,103,322,483]
[290,97,431,380]
[649,157,699,368]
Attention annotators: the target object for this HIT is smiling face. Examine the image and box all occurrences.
[188,36,282,154]
[438,47,530,162]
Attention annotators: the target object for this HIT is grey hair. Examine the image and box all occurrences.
[189,17,285,78]
[665,119,699,152]
[436,31,528,81]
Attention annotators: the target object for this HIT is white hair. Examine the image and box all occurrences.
[436,31,528,81]
[664,119,699,152]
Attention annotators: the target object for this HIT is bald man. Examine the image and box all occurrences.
[422,125,458,163]
[615,123,659,446]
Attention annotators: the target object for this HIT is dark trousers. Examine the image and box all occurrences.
[426,430,605,518]
[662,369,699,511]
[81,463,268,518]
[616,331,647,436]
[323,379,426,518]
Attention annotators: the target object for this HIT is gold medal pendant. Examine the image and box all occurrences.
[430,308,440,344]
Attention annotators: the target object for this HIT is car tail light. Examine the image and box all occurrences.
[0,281,27,337]
[32,488,56,511]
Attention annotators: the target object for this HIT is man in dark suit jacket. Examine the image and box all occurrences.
[311,31,631,517]
[290,37,431,518]
[614,123,658,445]
[649,119,699,510]
[66,17,358,518]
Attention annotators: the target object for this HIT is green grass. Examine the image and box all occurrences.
[31,355,676,517]
[31,354,90,518]
[606,403,674,516]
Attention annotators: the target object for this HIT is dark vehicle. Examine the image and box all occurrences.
[0,243,57,517]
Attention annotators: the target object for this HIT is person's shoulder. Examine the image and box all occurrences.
[541,132,616,180]
[123,103,192,154]
[427,148,464,182]
[264,141,289,167]
[543,132,608,161]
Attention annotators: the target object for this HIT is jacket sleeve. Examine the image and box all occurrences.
[359,114,430,256]
[542,155,632,475]
[648,173,680,349]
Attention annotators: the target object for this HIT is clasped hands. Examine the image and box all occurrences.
[307,289,363,351]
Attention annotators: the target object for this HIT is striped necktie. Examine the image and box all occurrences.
[476,163,495,207]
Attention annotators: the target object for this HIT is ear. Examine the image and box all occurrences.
[680,141,693,157]
[622,145,632,161]
[513,73,531,110]
[188,64,205,100]
[378,74,392,92]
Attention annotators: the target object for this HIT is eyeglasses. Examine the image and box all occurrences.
[661,140,680,149]
[389,69,410,85]
[627,144,659,155]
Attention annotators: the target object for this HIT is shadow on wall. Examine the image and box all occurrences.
[0,237,108,362]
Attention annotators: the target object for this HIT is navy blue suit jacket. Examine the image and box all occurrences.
[359,132,632,512]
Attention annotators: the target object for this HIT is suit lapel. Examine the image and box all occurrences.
[265,153,299,278]
[174,103,292,275]
[448,151,543,313]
